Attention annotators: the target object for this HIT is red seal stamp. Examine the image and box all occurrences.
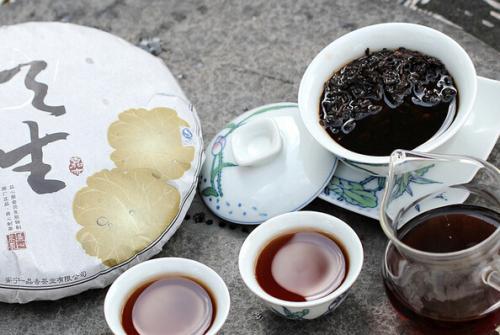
[69,156,84,176]
[6,232,26,250]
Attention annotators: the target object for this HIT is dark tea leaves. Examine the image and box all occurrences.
[320,48,458,156]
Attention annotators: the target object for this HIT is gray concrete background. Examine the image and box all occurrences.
[0,0,499,334]
[401,0,500,52]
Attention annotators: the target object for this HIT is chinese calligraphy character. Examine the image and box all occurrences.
[0,61,66,116]
[1,60,69,194]
[0,121,68,194]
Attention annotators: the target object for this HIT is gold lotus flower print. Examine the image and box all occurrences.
[108,107,195,180]
[74,169,180,267]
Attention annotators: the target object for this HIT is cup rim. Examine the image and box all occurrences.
[238,211,363,308]
[104,257,230,335]
[298,22,477,165]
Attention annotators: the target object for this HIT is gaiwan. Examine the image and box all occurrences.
[0,22,203,303]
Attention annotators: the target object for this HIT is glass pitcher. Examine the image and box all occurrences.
[380,150,500,333]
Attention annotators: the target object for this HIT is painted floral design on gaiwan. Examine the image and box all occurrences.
[201,135,237,198]
[324,164,437,209]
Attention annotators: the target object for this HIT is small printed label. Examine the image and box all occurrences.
[181,127,193,146]
[4,271,87,286]
[1,184,22,232]
[6,232,26,250]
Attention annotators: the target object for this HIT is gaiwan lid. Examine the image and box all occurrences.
[0,22,203,303]
[200,103,337,224]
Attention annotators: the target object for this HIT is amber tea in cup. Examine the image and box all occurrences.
[255,231,348,302]
[105,258,230,335]
[121,276,216,335]
[239,211,363,319]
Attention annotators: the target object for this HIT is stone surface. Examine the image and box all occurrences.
[0,0,498,334]
[400,0,500,52]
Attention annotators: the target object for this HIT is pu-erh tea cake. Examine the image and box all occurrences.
[0,22,203,303]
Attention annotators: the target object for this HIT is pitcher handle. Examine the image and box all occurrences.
[483,265,500,291]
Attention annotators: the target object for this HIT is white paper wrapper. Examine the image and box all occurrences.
[0,22,204,303]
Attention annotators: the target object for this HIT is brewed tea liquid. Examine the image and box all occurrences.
[122,277,215,335]
[399,204,498,253]
[255,231,348,302]
[327,98,452,156]
[384,204,500,334]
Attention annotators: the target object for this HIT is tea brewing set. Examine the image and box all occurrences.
[0,21,498,334]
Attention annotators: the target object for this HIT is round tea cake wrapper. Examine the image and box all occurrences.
[0,22,204,303]
[200,103,337,224]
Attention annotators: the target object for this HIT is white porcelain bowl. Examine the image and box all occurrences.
[298,23,477,176]
[239,211,363,319]
[104,258,230,335]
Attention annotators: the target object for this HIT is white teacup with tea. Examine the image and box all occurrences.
[104,258,230,335]
[298,22,478,176]
[239,211,363,319]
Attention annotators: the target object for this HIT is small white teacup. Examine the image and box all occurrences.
[239,211,363,320]
[104,257,230,335]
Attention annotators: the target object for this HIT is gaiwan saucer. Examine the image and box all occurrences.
[320,77,500,220]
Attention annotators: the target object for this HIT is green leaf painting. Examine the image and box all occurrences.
[391,164,438,199]
[272,306,310,320]
[326,175,384,209]
[201,186,218,197]
[325,164,438,209]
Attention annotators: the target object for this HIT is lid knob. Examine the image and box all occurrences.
[231,118,282,166]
